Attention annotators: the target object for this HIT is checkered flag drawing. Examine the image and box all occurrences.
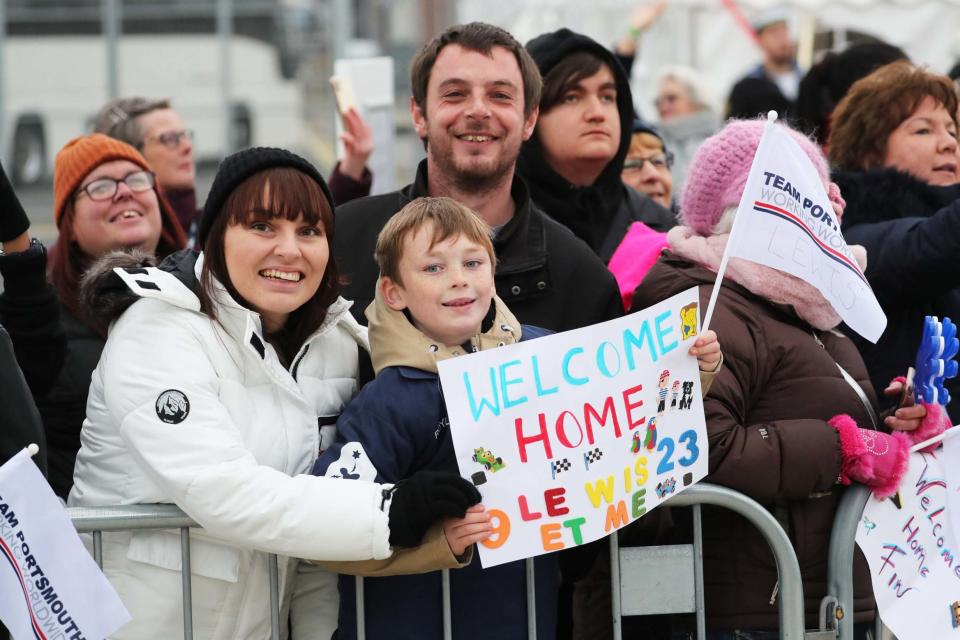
[550,458,572,480]
[583,447,603,470]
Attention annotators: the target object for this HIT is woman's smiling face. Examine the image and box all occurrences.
[884,95,959,186]
[71,159,162,257]
[223,184,329,333]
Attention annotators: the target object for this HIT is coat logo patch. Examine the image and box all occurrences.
[155,389,190,424]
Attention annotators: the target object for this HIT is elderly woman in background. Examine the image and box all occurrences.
[94,98,201,238]
[653,66,720,192]
[95,97,376,244]
[620,119,675,212]
[610,119,677,310]
[829,60,960,422]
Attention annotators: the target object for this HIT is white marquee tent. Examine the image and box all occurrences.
[459,0,960,119]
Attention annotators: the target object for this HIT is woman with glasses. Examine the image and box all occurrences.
[94,98,200,240]
[0,134,187,498]
[621,119,675,211]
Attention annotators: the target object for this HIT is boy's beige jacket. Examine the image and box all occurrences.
[316,287,521,577]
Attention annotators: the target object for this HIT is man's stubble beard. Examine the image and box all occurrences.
[426,130,520,195]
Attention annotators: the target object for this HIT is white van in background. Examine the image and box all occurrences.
[2,0,315,185]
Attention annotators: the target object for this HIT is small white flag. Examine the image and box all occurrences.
[0,449,130,640]
[725,119,887,343]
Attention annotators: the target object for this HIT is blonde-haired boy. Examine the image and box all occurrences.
[314,196,720,639]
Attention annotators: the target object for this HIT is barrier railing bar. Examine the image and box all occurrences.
[667,484,806,640]
[610,534,623,640]
[64,485,823,640]
[93,530,103,568]
[181,527,194,640]
[268,554,280,640]
[826,485,870,640]
[356,577,366,640]
[692,504,705,640]
[442,568,452,640]
[68,504,282,640]
[525,557,537,639]
[69,504,195,531]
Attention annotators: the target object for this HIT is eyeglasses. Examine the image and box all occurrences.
[144,129,194,149]
[75,170,156,201]
[623,151,674,172]
[654,93,683,108]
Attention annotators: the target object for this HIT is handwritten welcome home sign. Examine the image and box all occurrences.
[438,288,708,567]
[857,452,960,639]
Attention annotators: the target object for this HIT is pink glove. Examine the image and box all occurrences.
[909,402,951,453]
[829,415,910,499]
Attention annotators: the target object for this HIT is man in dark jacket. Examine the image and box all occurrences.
[335,22,623,330]
[518,29,676,264]
[726,11,802,120]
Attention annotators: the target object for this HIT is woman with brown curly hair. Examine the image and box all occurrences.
[829,60,960,420]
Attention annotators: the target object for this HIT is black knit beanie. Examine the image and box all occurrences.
[199,147,333,247]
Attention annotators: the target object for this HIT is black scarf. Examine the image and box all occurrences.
[834,167,960,229]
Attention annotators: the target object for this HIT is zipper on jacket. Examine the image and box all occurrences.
[290,344,310,381]
[768,580,779,606]
[811,331,879,429]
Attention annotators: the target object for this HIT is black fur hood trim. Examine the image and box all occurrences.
[80,249,156,334]
[79,248,200,334]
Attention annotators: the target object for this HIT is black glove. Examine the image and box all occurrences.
[0,161,30,243]
[387,470,481,547]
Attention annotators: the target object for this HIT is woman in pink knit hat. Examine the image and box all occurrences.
[631,118,938,638]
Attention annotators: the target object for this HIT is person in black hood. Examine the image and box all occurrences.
[519,28,675,265]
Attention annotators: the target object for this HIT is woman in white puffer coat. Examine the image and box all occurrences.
[68,147,481,640]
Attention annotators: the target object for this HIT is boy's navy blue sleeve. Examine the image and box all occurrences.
[312,378,422,484]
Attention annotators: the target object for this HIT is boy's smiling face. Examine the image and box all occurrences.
[380,222,495,347]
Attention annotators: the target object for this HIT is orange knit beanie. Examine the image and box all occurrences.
[53,134,151,227]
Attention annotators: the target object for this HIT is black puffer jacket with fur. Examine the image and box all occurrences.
[835,168,960,421]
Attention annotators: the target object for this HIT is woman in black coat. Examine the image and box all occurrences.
[829,60,960,421]
[0,137,187,498]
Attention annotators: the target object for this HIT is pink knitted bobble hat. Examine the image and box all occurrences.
[679,119,835,236]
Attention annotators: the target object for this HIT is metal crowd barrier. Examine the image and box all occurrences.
[68,483,880,640]
[67,504,282,640]
[611,483,809,640]
[825,484,893,640]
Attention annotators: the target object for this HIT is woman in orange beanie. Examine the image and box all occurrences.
[0,133,186,499]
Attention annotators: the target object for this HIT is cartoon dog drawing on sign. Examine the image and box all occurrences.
[680,302,699,340]
[678,381,695,410]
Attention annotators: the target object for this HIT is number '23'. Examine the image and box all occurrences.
[656,430,700,475]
